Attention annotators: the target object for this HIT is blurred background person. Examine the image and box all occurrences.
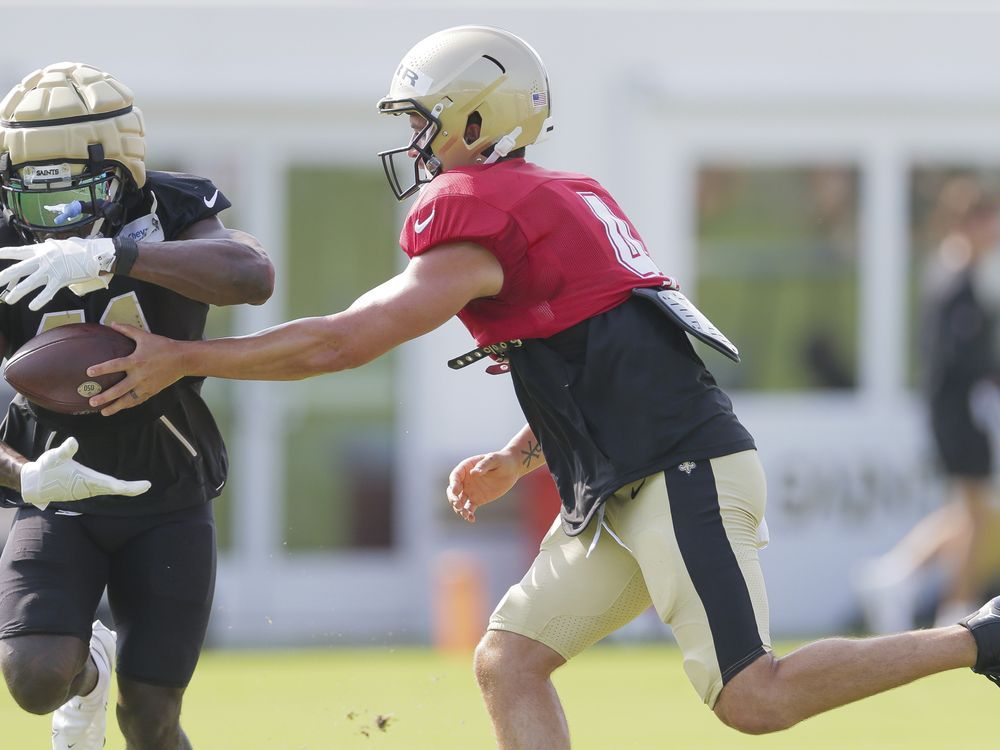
[857,175,1000,634]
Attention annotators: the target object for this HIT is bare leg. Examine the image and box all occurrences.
[874,501,967,579]
[856,500,970,633]
[116,675,191,750]
[715,625,977,734]
[475,631,569,750]
[936,480,994,624]
[117,675,192,750]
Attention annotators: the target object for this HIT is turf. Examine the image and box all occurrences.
[0,643,992,749]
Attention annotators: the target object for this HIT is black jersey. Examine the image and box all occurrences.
[0,171,233,516]
[508,296,756,536]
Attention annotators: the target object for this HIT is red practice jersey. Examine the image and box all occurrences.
[399,158,671,345]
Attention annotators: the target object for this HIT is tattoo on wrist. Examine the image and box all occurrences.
[521,440,541,468]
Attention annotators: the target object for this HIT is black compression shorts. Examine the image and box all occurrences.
[0,502,216,688]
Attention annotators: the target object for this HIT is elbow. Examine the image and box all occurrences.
[222,255,275,306]
[244,257,276,306]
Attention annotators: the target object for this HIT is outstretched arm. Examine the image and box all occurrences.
[88,241,504,415]
[446,424,546,523]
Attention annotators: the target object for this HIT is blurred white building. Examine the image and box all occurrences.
[2,1,1000,644]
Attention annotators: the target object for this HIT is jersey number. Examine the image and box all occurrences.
[578,191,662,279]
[37,291,150,335]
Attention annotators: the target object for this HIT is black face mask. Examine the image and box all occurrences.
[376,100,442,201]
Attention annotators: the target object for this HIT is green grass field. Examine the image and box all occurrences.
[0,642,992,749]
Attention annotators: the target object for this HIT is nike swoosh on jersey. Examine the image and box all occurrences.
[414,209,435,233]
[203,189,220,208]
[629,478,647,500]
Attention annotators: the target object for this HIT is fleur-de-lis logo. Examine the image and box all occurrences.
[678,461,697,475]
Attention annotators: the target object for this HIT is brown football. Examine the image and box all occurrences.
[3,323,136,414]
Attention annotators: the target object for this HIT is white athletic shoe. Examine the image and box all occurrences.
[51,620,116,750]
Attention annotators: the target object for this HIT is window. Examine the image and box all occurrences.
[281,166,398,550]
[695,165,860,391]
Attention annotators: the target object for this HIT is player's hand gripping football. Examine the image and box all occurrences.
[20,437,151,510]
[84,323,186,416]
[446,451,521,523]
[0,237,116,310]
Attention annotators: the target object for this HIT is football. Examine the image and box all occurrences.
[3,323,136,414]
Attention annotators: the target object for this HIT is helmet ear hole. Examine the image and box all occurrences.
[464,111,483,145]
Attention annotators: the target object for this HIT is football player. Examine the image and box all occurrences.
[0,63,273,750]
[83,27,999,747]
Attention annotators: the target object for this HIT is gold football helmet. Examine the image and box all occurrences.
[0,62,146,240]
[377,25,554,200]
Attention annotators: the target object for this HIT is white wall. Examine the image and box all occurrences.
[4,2,1000,641]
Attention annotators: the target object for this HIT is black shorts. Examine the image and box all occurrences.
[0,502,216,688]
[931,396,993,478]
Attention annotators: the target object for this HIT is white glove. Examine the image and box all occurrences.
[0,237,117,311]
[20,437,151,510]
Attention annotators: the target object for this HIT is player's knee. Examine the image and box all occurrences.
[474,632,504,690]
[474,630,563,692]
[713,654,796,735]
[0,641,82,714]
[2,659,74,714]
[715,698,794,735]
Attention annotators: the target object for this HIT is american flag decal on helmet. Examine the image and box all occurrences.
[531,91,548,109]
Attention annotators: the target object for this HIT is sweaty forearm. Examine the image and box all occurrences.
[180,316,356,381]
[123,236,274,306]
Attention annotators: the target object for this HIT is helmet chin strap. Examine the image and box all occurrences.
[483,126,522,165]
[87,216,107,239]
